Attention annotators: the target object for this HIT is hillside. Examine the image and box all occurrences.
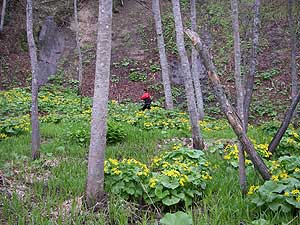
[0,0,299,120]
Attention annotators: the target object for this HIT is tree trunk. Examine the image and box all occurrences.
[288,0,298,101]
[244,0,260,129]
[185,29,271,180]
[231,0,246,194]
[268,91,300,153]
[0,0,6,32]
[86,0,112,207]
[74,0,83,95]
[190,0,205,120]
[171,0,204,150]
[26,0,40,160]
[152,0,173,110]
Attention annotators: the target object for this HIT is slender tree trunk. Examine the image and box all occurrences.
[171,0,204,150]
[185,29,271,180]
[244,0,260,129]
[0,0,6,32]
[74,0,83,95]
[26,0,40,160]
[190,0,204,120]
[268,91,300,153]
[288,0,298,101]
[152,0,173,109]
[231,0,246,194]
[86,0,112,207]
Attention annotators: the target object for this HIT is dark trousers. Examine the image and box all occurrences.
[142,103,151,111]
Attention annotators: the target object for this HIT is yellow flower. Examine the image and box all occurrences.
[224,155,231,160]
[296,196,300,202]
[279,172,289,179]
[284,192,290,197]
[149,178,158,188]
[108,158,119,166]
[179,178,186,186]
[291,189,300,195]
[271,175,279,181]
[137,171,143,176]
[247,185,259,195]
[111,168,122,175]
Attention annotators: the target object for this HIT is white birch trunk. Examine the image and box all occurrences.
[231,0,246,194]
[26,0,40,160]
[0,0,6,32]
[152,0,173,109]
[74,0,83,94]
[86,0,112,207]
[171,0,204,150]
[190,0,205,120]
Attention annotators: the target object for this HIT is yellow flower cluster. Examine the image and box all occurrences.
[247,185,260,195]
[149,177,158,188]
[201,171,212,180]
[163,169,181,177]
[223,144,239,160]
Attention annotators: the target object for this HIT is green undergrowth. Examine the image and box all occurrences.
[1,86,300,224]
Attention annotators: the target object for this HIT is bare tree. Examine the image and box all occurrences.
[86,0,112,207]
[288,0,298,102]
[190,0,205,120]
[231,0,246,194]
[26,0,40,160]
[244,0,260,129]
[0,0,6,32]
[185,29,271,180]
[171,0,204,150]
[74,0,83,95]
[152,0,173,109]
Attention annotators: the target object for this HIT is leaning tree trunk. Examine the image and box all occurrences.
[231,0,246,194]
[268,91,300,153]
[185,29,271,180]
[244,0,260,129]
[0,0,6,32]
[171,0,204,150]
[152,0,173,110]
[26,0,40,160]
[74,0,83,95]
[190,0,204,120]
[86,0,112,207]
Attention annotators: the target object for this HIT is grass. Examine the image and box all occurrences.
[1,114,300,224]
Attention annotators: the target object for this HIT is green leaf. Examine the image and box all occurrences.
[185,149,204,159]
[162,196,180,206]
[160,211,193,225]
[251,219,270,225]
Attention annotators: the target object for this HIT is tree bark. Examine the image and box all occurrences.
[171,0,204,150]
[268,91,300,153]
[288,0,298,101]
[190,0,205,120]
[244,0,260,129]
[152,0,173,110]
[0,0,6,32]
[26,0,40,160]
[86,0,112,207]
[231,0,246,194]
[74,0,83,95]
[185,29,271,180]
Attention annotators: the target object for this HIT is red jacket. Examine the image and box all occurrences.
[140,92,151,100]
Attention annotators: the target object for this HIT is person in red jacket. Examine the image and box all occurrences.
[140,88,152,110]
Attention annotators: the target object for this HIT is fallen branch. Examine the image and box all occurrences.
[184,28,271,180]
